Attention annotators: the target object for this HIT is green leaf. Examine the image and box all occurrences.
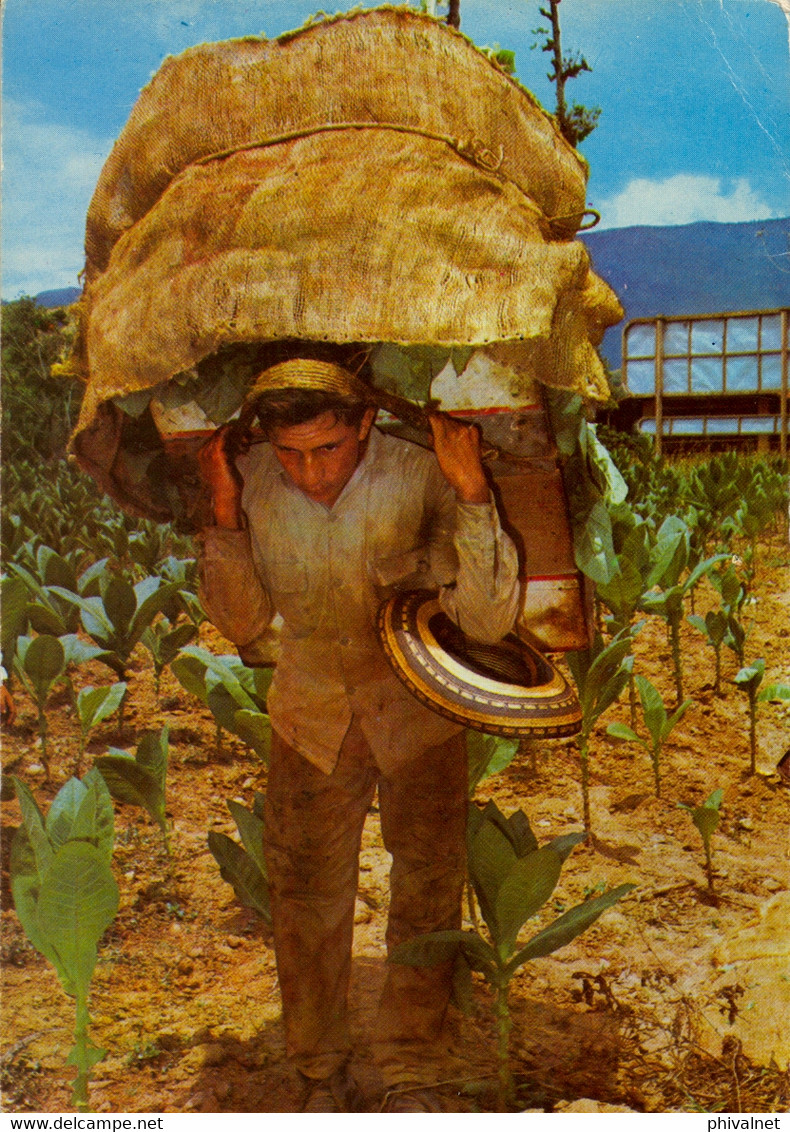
[467,818,517,936]
[544,832,586,862]
[171,653,210,704]
[232,709,272,762]
[128,581,180,648]
[592,660,633,725]
[178,646,259,711]
[634,675,666,745]
[227,799,267,878]
[467,731,519,794]
[506,883,636,974]
[77,770,116,864]
[93,755,166,836]
[690,805,720,845]
[206,685,242,735]
[10,825,58,966]
[39,547,78,592]
[758,683,790,702]
[504,809,539,858]
[207,831,271,922]
[50,589,113,641]
[134,728,169,794]
[662,698,693,742]
[12,777,52,881]
[587,424,628,506]
[681,553,729,597]
[102,577,136,637]
[77,683,127,735]
[390,929,497,974]
[2,575,31,662]
[36,841,119,999]
[606,721,644,745]
[647,517,687,589]
[46,778,88,851]
[494,848,563,954]
[21,634,65,702]
[735,659,765,690]
[705,610,729,648]
[59,634,109,668]
[574,499,619,585]
[597,558,646,621]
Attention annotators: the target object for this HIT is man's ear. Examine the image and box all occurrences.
[357,406,377,442]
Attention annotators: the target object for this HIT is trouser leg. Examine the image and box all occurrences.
[373,730,468,1086]
[263,720,377,1080]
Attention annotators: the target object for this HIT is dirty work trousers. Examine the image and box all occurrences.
[262,715,468,1087]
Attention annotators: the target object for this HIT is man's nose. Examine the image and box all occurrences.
[299,453,322,488]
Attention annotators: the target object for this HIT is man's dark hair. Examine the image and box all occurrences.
[254,387,373,433]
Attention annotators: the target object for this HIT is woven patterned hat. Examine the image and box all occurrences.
[377,591,582,738]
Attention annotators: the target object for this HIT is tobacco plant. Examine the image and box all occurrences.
[467,731,520,796]
[208,794,271,922]
[678,788,723,896]
[391,800,634,1110]
[50,573,180,683]
[140,617,198,695]
[75,682,127,775]
[566,629,634,830]
[637,516,726,705]
[10,771,119,1110]
[13,634,66,778]
[596,512,651,726]
[94,726,170,853]
[606,675,692,796]
[687,610,729,696]
[172,646,272,760]
[733,660,790,775]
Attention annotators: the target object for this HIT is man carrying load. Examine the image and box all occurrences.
[196,349,521,1111]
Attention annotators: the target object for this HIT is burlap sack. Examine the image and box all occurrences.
[67,6,623,523]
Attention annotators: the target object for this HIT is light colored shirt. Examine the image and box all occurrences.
[198,426,520,773]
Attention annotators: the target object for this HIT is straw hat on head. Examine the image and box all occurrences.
[246,357,373,403]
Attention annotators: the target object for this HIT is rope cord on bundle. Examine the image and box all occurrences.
[191,120,599,236]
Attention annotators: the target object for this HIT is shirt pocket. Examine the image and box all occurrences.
[265,557,318,635]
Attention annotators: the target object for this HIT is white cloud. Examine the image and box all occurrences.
[1,100,112,298]
[594,174,780,229]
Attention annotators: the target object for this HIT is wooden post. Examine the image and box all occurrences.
[655,317,665,458]
[781,309,788,458]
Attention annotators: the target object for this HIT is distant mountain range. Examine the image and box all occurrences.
[35,287,82,308]
[32,218,790,372]
[581,217,790,369]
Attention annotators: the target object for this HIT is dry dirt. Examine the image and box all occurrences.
[2,537,789,1115]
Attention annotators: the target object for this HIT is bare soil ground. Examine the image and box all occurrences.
[2,538,789,1114]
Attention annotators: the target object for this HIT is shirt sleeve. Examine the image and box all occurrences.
[425,464,522,644]
[197,526,275,648]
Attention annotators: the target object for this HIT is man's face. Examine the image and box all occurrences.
[270,408,376,508]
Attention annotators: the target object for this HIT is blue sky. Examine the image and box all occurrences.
[2,0,789,298]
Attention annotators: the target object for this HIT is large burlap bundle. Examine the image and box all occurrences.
[68,5,623,522]
[83,6,589,278]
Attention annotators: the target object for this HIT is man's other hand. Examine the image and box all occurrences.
[428,412,490,504]
[197,423,248,529]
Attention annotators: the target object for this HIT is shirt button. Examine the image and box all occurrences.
[340,636,351,647]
